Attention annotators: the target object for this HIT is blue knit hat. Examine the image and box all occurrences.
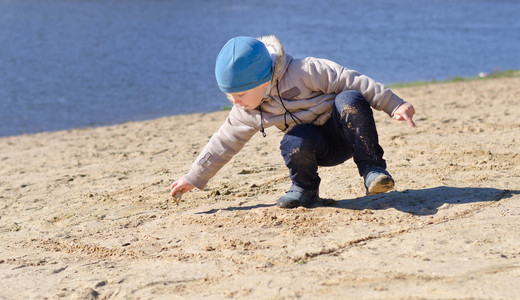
[215,36,272,93]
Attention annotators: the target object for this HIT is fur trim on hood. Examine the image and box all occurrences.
[257,35,290,82]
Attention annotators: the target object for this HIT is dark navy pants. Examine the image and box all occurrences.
[280,91,386,192]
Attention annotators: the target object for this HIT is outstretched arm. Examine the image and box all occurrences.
[169,106,260,197]
[393,102,416,127]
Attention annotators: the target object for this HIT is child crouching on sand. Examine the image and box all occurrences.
[170,35,416,208]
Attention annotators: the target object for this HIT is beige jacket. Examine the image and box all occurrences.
[184,35,404,189]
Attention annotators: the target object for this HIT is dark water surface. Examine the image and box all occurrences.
[1,0,519,136]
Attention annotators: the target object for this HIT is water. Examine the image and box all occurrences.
[1,0,519,137]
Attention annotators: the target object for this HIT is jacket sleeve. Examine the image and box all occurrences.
[304,57,404,116]
[184,107,259,190]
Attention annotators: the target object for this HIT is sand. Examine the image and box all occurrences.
[1,77,519,299]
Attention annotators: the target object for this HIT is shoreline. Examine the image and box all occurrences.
[2,69,519,139]
[1,77,520,298]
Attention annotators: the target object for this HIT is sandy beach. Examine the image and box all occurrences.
[1,77,519,299]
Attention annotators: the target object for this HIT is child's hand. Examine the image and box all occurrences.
[393,102,416,128]
[170,176,195,198]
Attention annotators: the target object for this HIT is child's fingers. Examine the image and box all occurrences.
[170,177,195,197]
[403,114,416,128]
[170,182,192,196]
[395,112,416,128]
[170,185,178,197]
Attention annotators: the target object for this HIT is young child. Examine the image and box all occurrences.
[170,35,416,209]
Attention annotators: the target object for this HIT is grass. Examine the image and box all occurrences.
[388,69,520,89]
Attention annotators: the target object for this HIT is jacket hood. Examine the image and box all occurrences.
[257,35,291,83]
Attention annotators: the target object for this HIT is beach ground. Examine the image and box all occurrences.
[1,77,519,299]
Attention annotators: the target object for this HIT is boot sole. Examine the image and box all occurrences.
[276,199,302,209]
[276,195,320,209]
[366,175,395,196]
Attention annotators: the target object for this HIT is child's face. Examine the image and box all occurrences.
[228,81,269,109]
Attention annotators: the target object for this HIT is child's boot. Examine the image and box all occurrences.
[276,189,319,208]
[363,167,395,195]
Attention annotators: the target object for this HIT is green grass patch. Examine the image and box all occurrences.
[388,69,520,88]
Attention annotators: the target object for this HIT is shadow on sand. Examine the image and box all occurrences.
[324,186,519,216]
[195,186,518,216]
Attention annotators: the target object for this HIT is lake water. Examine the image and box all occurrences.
[1,0,519,136]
